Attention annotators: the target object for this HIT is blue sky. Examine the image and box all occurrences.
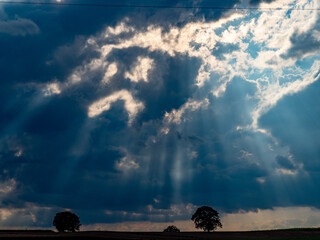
[1,0,320,231]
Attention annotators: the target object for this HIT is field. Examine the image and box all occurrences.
[1,229,320,240]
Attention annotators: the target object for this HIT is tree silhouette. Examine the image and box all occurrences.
[191,206,222,232]
[163,225,180,232]
[53,211,81,232]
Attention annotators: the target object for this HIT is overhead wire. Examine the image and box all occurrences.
[0,0,319,11]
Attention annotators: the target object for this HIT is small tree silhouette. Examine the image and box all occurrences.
[191,206,222,232]
[163,225,180,232]
[53,211,81,232]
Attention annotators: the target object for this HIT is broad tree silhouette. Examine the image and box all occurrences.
[163,225,180,232]
[53,211,81,232]
[191,206,222,232]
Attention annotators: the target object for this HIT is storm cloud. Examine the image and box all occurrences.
[1,0,320,231]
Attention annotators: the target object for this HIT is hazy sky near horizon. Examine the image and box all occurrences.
[1,0,320,231]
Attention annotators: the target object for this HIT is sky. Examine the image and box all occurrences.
[1,0,320,232]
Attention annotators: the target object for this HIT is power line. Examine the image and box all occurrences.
[0,1,319,11]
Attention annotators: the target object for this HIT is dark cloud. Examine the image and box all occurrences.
[102,0,241,30]
[136,54,201,122]
[0,17,39,36]
[249,0,277,5]
[212,42,240,60]
[210,76,257,133]
[1,0,320,230]
[260,79,320,173]
[259,79,320,208]
[6,84,272,224]
[281,31,320,60]
[276,156,295,170]
[281,15,320,60]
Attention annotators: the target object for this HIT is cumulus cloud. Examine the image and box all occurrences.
[102,63,118,83]
[2,0,320,230]
[78,0,318,133]
[282,29,320,60]
[42,83,61,96]
[115,150,140,172]
[88,90,144,124]
[125,57,154,83]
[164,98,209,125]
[251,60,320,130]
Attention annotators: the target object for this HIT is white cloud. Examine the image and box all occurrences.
[96,13,244,89]
[68,72,82,84]
[88,90,144,124]
[42,83,61,96]
[14,149,23,157]
[105,20,134,37]
[102,63,118,83]
[256,177,266,184]
[125,57,154,83]
[276,168,298,176]
[67,58,106,85]
[164,98,209,125]
[251,60,320,129]
[50,0,319,135]
[115,156,139,171]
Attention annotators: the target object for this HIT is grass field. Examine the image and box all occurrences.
[0,228,320,239]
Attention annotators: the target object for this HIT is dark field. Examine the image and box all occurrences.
[1,229,320,240]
